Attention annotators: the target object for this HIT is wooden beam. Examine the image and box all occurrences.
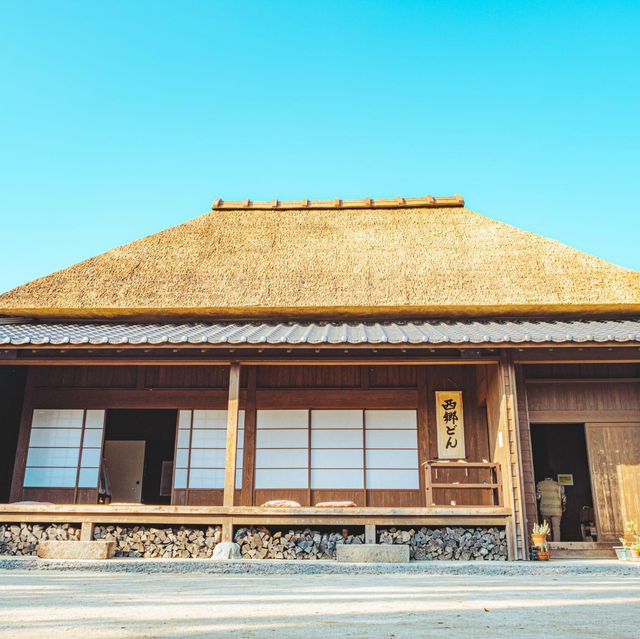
[528,410,640,424]
[241,368,257,506]
[223,363,241,508]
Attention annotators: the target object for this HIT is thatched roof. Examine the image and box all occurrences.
[1,196,639,320]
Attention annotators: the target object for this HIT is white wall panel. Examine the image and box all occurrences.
[173,468,188,489]
[257,428,308,448]
[188,468,225,489]
[365,429,417,449]
[311,468,363,489]
[175,449,190,468]
[366,449,418,469]
[311,449,363,468]
[31,409,84,429]
[257,410,308,429]
[29,428,83,448]
[256,448,308,469]
[311,429,362,448]
[26,447,79,468]
[255,468,308,489]
[178,410,192,430]
[23,467,77,488]
[311,410,363,429]
[79,447,101,468]
[365,410,417,429]
[176,430,190,448]
[366,469,419,489]
[81,429,103,447]
[84,410,105,429]
[77,467,99,488]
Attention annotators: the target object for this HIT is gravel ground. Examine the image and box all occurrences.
[1,555,639,575]
[0,565,639,638]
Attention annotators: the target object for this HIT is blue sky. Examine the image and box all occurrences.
[1,1,638,293]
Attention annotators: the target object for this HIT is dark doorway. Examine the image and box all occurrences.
[103,410,177,505]
[531,423,593,542]
[0,366,28,502]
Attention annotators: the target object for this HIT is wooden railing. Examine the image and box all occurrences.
[424,461,503,507]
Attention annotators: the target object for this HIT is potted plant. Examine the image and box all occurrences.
[536,542,551,561]
[614,538,630,561]
[630,542,640,560]
[623,519,638,546]
[531,521,550,547]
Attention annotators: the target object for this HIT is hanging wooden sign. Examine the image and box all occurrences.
[435,390,466,459]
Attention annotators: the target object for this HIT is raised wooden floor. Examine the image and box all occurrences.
[0,503,509,527]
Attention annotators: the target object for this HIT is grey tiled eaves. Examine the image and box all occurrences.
[0,319,639,346]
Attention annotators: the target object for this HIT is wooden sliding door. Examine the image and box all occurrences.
[585,422,640,541]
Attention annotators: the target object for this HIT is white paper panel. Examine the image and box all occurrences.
[190,429,245,448]
[84,410,106,429]
[365,429,417,449]
[365,410,417,430]
[23,467,77,488]
[256,428,308,448]
[311,410,363,429]
[311,468,363,489]
[366,449,418,469]
[176,430,190,448]
[188,448,224,468]
[256,448,308,469]
[31,409,84,429]
[192,410,246,429]
[255,468,308,489]
[26,447,79,468]
[175,449,190,468]
[77,467,99,488]
[257,410,308,429]
[29,428,82,448]
[311,429,362,449]
[80,447,101,468]
[311,449,363,469]
[81,429,103,447]
[173,468,187,489]
[178,410,192,430]
[366,469,419,489]
[188,468,224,488]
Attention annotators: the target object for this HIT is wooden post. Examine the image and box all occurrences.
[240,367,257,506]
[80,521,94,541]
[223,362,241,508]
[365,524,376,544]
[222,519,233,544]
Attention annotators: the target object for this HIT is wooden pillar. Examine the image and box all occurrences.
[365,524,376,545]
[222,519,233,544]
[223,362,241,508]
[80,521,94,541]
[240,367,257,506]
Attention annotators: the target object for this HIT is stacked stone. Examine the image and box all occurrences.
[377,526,507,560]
[0,523,81,556]
[234,527,364,559]
[92,525,222,558]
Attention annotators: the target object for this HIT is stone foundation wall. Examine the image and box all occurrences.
[377,526,508,560]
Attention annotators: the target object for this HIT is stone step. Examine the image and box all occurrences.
[337,544,410,563]
[547,542,616,559]
[37,540,115,560]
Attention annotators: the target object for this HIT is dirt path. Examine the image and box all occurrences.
[1,570,639,638]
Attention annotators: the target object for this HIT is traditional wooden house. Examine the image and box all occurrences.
[0,195,639,560]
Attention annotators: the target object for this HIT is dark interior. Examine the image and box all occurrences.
[0,366,27,502]
[531,423,593,542]
[104,409,177,505]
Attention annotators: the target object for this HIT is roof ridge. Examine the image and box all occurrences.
[211,195,464,210]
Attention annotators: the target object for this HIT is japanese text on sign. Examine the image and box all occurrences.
[435,390,465,459]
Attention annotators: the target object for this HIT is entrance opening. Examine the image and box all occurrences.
[531,423,593,542]
[102,409,177,505]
